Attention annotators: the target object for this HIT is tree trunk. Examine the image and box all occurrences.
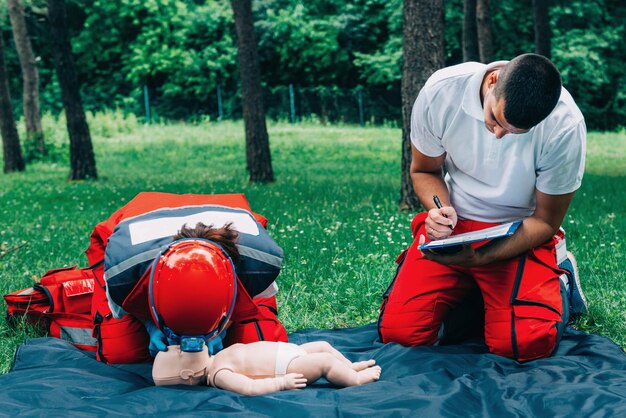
[0,33,25,173]
[7,0,45,160]
[400,0,445,211]
[533,0,551,59]
[231,0,274,183]
[48,0,97,180]
[462,0,479,62]
[476,0,494,63]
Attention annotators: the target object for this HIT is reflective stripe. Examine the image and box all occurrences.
[120,202,257,225]
[128,210,260,245]
[237,245,282,268]
[105,281,128,319]
[17,288,36,296]
[254,282,279,299]
[60,326,97,347]
[104,247,165,280]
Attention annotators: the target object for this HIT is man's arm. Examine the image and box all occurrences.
[213,370,307,396]
[421,190,575,267]
[477,190,575,263]
[410,145,456,237]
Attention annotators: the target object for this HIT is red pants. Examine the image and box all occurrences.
[378,213,566,362]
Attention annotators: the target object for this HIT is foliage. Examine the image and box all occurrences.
[71,0,238,119]
[256,3,350,86]
[551,0,626,131]
[0,0,624,128]
[0,122,624,374]
[353,34,402,87]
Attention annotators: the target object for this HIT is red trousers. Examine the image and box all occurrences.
[378,213,566,362]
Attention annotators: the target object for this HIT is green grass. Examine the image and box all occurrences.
[1,118,624,374]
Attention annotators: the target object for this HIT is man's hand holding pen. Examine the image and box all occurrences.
[424,195,457,241]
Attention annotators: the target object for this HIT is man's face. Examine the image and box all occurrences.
[483,89,529,139]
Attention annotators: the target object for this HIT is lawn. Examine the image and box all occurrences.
[0,116,624,373]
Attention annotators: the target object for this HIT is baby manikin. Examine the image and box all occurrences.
[152,340,381,395]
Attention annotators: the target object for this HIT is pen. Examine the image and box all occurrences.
[433,195,454,230]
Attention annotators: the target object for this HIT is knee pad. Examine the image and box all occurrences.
[487,305,560,362]
[378,308,439,347]
[92,270,151,364]
[93,312,151,364]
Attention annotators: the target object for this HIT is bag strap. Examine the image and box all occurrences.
[32,283,54,313]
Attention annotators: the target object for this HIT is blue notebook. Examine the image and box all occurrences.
[419,220,522,251]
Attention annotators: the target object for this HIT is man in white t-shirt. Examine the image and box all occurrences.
[378,54,586,362]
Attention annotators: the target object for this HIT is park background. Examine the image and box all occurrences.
[0,0,624,373]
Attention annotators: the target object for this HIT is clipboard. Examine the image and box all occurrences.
[419,220,522,252]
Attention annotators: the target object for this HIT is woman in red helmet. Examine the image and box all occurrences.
[87,192,288,364]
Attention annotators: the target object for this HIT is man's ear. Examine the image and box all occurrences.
[488,70,500,88]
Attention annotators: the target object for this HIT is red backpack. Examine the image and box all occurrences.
[4,265,98,352]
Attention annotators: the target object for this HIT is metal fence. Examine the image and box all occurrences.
[143,84,402,126]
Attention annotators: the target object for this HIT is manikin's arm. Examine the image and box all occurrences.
[212,370,307,396]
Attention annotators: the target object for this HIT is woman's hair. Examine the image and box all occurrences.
[173,222,240,264]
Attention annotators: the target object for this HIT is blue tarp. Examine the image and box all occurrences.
[1,324,625,417]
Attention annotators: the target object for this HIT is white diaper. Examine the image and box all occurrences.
[275,342,307,376]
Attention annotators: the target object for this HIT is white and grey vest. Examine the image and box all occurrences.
[103,204,283,318]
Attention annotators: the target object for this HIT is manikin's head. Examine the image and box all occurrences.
[482,53,562,138]
[149,227,238,352]
[152,345,214,386]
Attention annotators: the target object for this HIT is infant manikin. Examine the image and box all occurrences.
[152,341,381,395]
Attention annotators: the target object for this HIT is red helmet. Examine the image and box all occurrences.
[149,239,236,339]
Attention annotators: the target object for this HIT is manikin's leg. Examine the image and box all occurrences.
[287,353,381,387]
[299,341,375,371]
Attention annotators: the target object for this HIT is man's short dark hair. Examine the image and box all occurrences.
[493,53,562,130]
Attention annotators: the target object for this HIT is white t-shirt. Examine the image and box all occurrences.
[411,61,586,223]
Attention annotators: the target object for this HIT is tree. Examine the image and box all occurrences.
[0,31,25,173]
[532,0,551,59]
[7,0,45,159]
[476,0,493,63]
[48,0,97,179]
[462,0,479,62]
[399,0,445,210]
[231,0,273,183]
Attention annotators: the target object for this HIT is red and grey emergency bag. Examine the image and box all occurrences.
[4,265,98,352]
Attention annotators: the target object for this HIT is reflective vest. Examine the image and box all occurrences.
[86,192,283,319]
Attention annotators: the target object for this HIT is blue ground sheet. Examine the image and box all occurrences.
[1,323,625,417]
